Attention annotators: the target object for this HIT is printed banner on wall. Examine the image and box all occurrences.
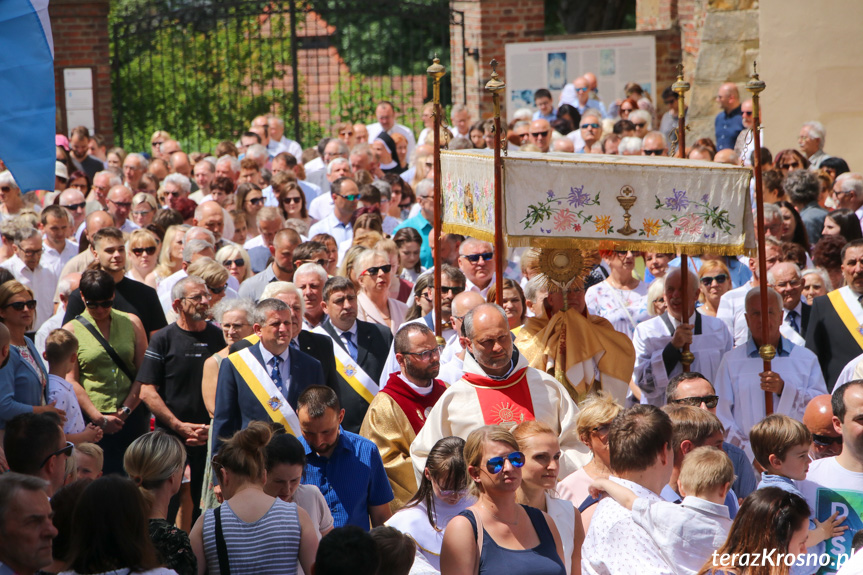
[440,149,755,256]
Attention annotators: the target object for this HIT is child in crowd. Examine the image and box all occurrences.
[44,329,102,445]
[590,446,734,575]
[751,414,846,548]
[75,442,104,480]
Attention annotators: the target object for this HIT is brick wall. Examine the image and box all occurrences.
[50,0,113,142]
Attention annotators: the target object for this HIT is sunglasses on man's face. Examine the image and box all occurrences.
[85,299,114,309]
[485,451,525,474]
[581,123,600,130]
[812,433,842,447]
[633,122,647,128]
[361,264,392,277]
[3,299,37,311]
[530,130,549,138]
[671,395,720,409]
[643,149,665,156]
[440,285,465,296]
[460,251,493,263]
[62,202,87,211]
[40,441,74,468]
[131,246,157,256]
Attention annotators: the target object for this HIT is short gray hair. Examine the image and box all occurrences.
[13,226,40,245]
[0,472,49,526]
[618,137,643,155]
[216,155,240,173]
[371,179,392,200]
[0,171,17,190]
[327,157,351,175]
[763,202,782,223]
[463,302,508,339]
[256,206,284,226]
[451,103,468,117]
[163,173,192,195]
[294,262,328,283]
[459,237,493,256]
[246,144,269,163]
[414,179,433,199]
[835,173,863,200]
[183,239,214,262]
[261,281,305,315]
[744,286,783,315]
[172,275,207,302]
[802,121,825,147]
[766,262,802,285]
[524,276,546,304]
[253,297,289,325]
[212,297,255,324]
[801,267,833,292]
[95,170,122,188]
[125,152,149,170]
[629,110,651,130]
[784,170,820,205]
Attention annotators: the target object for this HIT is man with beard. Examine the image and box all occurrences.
[239,228,302,301]
[138,276,227,522]
[360,323,447,511]
[68,126,104,179]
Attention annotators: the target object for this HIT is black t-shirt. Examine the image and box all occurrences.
[64,277,168,337]
[136,322,226,426]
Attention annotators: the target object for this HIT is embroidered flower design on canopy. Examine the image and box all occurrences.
[664,188,690,211]
[642,218,661,237]
[594,215,613,234]
[554,209,577,232]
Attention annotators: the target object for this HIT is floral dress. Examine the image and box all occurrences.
[585,280,649,339]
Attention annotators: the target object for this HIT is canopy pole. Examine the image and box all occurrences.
[746,63,774,415]
[672,65,694,371]
[427,55,447,346]
[486,60,506,304]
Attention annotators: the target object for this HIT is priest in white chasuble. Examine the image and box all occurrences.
[716,287,827,460]
[635,267,733,407]
[410,303,589,480]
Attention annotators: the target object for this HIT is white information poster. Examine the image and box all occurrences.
[504,35,657,122]
[63,68,95,133]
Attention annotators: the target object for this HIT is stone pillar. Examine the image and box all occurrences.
[50,0,113,142]
[451,0,545,122]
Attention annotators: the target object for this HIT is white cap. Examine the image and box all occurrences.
[55,161,69,180]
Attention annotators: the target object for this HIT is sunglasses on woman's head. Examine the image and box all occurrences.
[485,451,525,474]
[3,299,37,311]
[131,246,157,256]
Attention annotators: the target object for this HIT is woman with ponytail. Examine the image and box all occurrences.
[190,421,318,575]
[125,431,196,575]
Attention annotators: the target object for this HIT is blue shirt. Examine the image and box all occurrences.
[300,428,393,530]
[714,106,744,150]
[393,213,433,268]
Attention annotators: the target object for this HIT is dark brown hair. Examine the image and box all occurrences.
[608,405,673,474]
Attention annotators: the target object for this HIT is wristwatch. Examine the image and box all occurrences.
[118,406,132,417]
[100,416,108,429]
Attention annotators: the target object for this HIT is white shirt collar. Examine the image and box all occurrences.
[333,321,358,338]
[327,212,352,229]
[259,343,291,366]
[397,372,434,396]
[784,300,803,318]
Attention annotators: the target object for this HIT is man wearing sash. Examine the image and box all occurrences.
[635,268,733,407]
[360,323,447,511]
[410,303,589,478]
[316,276,392,433]
[806,239,863,391]
[212,298,325,452]
[716,287,827,460]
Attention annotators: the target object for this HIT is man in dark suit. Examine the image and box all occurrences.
[806,239,863,390]
[768,261,811,338]
[317,276,393,432]
[213,298,325,452]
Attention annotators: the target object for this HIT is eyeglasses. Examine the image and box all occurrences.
[780,162,800,170]
[247,197,264,206]
[223,258,246,267]
[3,299,37,311]
[581,123,600,129]
[812,433,843,447]
[485,451,525,474]
[108,200,132,209]
[441,285,465,295]
[208,284,228,294]
[131,209,153,217]
[336,193,360,201]
[40,441,74,468]
[530,130,549,138]
[361,264,392,277]
[222,322,249,331]
[592,423,612,436]
[643,149,665,156]
[85,299,114,309]
[700,274,728,286]
[131,246,157,256]
[282,196,303,204]
[633,122,647,128]
[670,395,720,409]
[183,293,212,303]
[299,258,328,267]
[575,87,589,93]
[773,279,802,289]
[460,252,493,263]
[402,346,442,361]
[62,202,87,211]
[19,248,43,257]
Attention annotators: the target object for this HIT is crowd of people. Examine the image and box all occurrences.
[1,69,863,575]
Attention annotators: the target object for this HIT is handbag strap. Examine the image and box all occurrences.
[74,315,136,384]
[214,506,231,575]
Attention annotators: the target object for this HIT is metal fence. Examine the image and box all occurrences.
[110,0,463,153]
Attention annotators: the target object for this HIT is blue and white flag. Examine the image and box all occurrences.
[0,0,55,192]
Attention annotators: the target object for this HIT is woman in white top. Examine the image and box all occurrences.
[585,250,649,338]
[513,421,583,575]
[355,249,408,335]
[387,436,474,573]
[264,429,334,539]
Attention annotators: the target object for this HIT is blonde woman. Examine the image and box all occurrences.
[513,421,584,575]
[440,425,565,575]
[216,243,252,284]
[153,224,189,284]
[355,248,408,334]
[697,259,732,317]
[338,245,368,292]
[131,192,158,229]
[126,228,161,287]
[124,431,196,575]
[375,238,412,303]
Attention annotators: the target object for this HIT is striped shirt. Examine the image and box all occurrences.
[202,499,300,575]
[300,429,394,530]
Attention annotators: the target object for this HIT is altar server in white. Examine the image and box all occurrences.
[635,267,733,407]
[715,287,827,459]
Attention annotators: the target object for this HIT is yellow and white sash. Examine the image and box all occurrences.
[829,287,863,351]
[229,347,300,435]
[313,326,379,404]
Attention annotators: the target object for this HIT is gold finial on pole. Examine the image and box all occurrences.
[485,59,506,306]
[427,54,447,346]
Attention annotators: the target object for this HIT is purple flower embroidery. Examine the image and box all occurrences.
[547,190,555,199]
[568,185,591,208]
[664,188,689,212]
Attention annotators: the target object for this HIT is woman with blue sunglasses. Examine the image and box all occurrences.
[441,425,566,575]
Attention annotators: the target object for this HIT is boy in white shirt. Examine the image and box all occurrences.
[44,329,102,444]
[591,446,734,575]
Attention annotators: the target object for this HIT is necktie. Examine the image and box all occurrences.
[344,332,358,362]
[786,310,800,334]
[269,356,283,392]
